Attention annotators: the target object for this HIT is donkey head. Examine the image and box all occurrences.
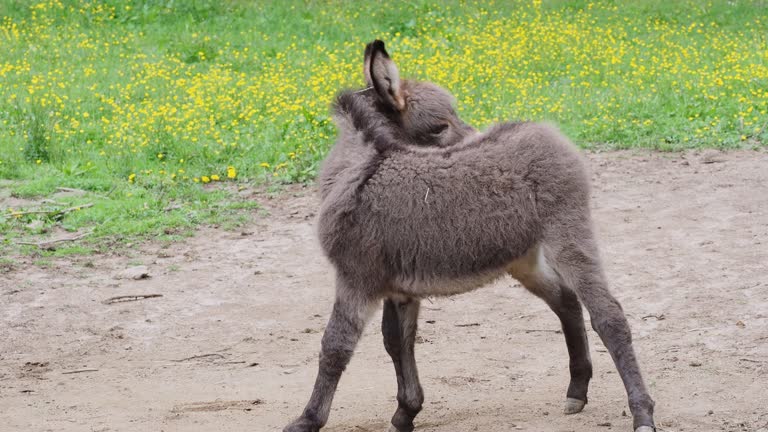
[362,40,474,147]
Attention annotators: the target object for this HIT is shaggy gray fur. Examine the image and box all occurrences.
[284,40,656,432]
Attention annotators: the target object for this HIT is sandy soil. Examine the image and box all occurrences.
[1,150,767,432]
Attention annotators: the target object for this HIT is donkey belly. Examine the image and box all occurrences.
[392,267,509,297]
[390,241,555,298]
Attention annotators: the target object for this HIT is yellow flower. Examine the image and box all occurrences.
[157,153,164,159]
[259,162,270,168]
[128,173,136,183]
[210,174,220,181]
[227,166,237,179]
[201,176,211,183]
[36,159,42,165]
[193,177,200,183]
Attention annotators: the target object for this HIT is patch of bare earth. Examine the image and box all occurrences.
[1,150,766,432]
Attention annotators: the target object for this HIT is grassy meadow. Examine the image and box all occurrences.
[1,0,767,256]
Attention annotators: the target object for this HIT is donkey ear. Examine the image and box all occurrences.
[363,41,374,87]
[367,40,406,111]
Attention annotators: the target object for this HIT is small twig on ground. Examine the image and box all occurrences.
[171,353,225,362]
[524,329,562,334]
[6,209,56,217]
[56,187,87,194]
[55,203,95,215]
[642,314,666,321]
[455,322,481,327]
[16,230,92,250]
[56,187,108,199]
[739,358,767,363]
[686,326,715,333]
[62,368,99,375]
[102,294,163,305]
[7,203,94,218]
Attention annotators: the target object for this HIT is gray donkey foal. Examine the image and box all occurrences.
[284,40,656,432]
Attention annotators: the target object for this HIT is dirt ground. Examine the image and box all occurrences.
[1,150,767,432]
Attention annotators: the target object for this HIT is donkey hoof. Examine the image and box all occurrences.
[283,418,319,432]
[563,397,586,414]
[635,426,656,432]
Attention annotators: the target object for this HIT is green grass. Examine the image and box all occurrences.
[1,0,766,256]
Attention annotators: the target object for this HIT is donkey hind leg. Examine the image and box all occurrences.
[382,298,424,432]
[551,236,656,432]
[284,286,377,432]
[508,246,593,415]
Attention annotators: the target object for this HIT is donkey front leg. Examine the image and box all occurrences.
[382,298,424,432]
[284,282,377,432]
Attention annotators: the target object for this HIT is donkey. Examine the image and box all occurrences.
[283,40,656,432]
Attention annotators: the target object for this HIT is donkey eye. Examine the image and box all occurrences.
[429,124,449,135]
